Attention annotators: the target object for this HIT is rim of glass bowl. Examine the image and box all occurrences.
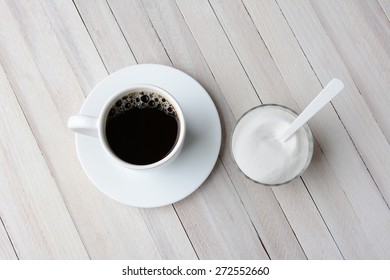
[231,104,314,186]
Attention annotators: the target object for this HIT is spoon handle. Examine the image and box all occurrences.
[279,78,344,142]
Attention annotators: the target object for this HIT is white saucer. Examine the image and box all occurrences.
[75,64,221,207]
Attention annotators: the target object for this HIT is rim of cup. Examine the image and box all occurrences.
[98,84,186,170]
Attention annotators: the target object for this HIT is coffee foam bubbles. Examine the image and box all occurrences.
[107,91,178,119]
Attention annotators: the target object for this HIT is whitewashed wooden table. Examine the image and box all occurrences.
[0,0,389,260]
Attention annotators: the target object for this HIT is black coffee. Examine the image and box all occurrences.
[105,91,180,165]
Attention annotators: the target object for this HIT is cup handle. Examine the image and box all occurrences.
[68,115,98,137]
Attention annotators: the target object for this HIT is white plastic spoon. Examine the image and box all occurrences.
[279,78,344,142]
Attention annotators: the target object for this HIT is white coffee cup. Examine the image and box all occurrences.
[68,84,186,171]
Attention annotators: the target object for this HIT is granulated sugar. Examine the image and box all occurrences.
[232,106,311,185]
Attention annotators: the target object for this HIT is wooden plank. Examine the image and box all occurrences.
[73,0,136,72]
[243,0,390,258]
[208,0,344,259]
[108,0,270,259]
[310,0,390,141]
[58,0,198,260]
[175,161,269,259]
[304,0,390,203]
[172,0,349,259]
[279,0,390,240]
[2,0,386,260]
[106,0,171,66]
[378,0,390,20]
[142,0,306,259]
[173,0,260,117]
[0,218,17,259]
[0,61,88,259]
[135,206,197,259]
[179,0,370,257]
[0,0,161,259]
[38,0,107,93]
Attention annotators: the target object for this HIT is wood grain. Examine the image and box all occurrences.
[310,0,390,141]
[208,0,342,259]
[39,0,107,93]
[277,0,390,240]
[378,0,390,20]
[67,0,197,260]
[0,56,87,258]
[243,0,390,258]
[0,0,161,259]
[175,0,260,117]
[107,0,172,66]
[0,0,389,259]
[142,0,306,259]
[35,0,197,260]
[107,0,269,259]
[304,0,390,204]
[73,0,137,73]
[0,219,17,259]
